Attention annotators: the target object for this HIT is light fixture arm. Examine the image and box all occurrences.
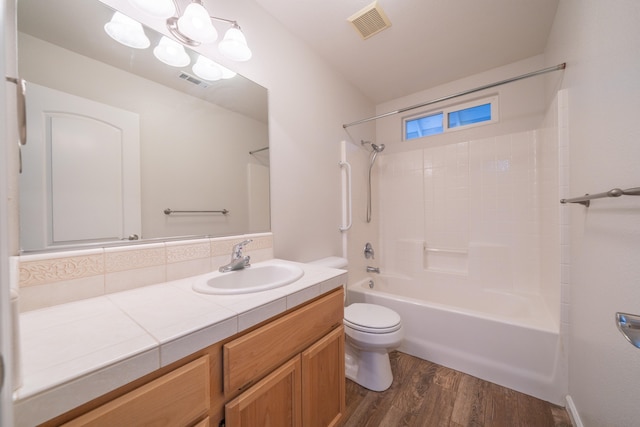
[166,0,243,47]
[209,16,239,28]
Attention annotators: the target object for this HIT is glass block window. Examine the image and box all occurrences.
[403,96,497,141]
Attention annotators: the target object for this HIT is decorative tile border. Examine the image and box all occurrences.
[19,254,104,287]
[15,233,273,310]
[105,245,166,273]
[166,240,211,264]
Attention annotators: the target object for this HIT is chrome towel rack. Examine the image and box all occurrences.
[249,146,269,155]
[560,187,640,207]
[164,208,229,215]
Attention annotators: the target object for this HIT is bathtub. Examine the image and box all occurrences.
[347,274,565,405]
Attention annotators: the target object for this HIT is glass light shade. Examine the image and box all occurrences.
[218,27,252,61]
[104,12,150,49]
[218,64,237,79]
[128,0,175,18]
[177,3,218,43]
[153,36,191,67]
[192,55,223,81]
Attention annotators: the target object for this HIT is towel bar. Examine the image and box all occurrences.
[560,187,640,207]
[164,208,229,215]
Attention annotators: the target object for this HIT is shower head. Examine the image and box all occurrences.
[361,140,385,153]
[371,143,385,152]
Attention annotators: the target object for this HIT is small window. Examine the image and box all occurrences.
[403,96,497,141]
[448,103,491,128]
[405,112,443,139]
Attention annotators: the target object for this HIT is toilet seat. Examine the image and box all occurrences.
[344,303,402,334]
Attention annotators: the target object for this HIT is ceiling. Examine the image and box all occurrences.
[255,0,559,104]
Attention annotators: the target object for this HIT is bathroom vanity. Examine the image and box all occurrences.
[13,260,346,427]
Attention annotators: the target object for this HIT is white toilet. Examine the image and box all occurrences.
[310,257,404,392]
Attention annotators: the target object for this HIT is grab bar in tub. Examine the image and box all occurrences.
[339,160,352,231]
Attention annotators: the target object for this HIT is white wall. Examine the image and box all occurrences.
[544,1,640,425]
[374,55,550,154]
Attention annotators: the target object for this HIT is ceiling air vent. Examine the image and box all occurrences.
[348,1,392,40]
[178,72,210,88]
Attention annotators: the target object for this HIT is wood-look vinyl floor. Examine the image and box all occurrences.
[341,352,572,427]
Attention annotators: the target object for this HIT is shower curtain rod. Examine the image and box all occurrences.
[342,62,566,129]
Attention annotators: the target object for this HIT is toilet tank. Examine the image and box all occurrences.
[309,257,348,270]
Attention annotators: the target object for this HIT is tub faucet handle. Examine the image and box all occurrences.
[364,242,375,259]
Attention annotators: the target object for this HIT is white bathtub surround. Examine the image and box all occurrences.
[349,275,563,404]
[13,259,346,427]
[379,130,549,296]
[368,93,569,404]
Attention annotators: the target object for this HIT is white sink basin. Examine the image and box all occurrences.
[192,262,305,295]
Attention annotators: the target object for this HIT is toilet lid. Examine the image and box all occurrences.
[344,303,401,333]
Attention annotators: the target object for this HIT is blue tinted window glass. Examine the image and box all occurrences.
[405,112,443,140]
[448,103,491,128]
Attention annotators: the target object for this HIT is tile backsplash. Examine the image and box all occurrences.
[14,233,273,312]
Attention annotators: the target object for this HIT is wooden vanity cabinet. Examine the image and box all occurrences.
[61,356,210,427]
[40,288,344,427]
[301,326,345,427]
[226,356,303,426]
[224,330,345,427]
[223,290,345,427]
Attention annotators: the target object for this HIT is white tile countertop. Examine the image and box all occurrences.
[13,259,347,427]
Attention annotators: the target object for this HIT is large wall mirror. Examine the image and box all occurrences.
[18,0,270,252]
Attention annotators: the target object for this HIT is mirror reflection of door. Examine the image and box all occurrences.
[21,82,141,250]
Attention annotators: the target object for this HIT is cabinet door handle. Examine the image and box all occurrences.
[6,77,27,146]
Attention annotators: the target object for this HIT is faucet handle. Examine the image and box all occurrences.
[233,239,253,257]
[364,242,375,259]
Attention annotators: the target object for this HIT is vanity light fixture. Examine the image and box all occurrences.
[104,11,150,49]
[129,0,253,62]
[217,24,252,61]
[192,55,238,81]
[192,55,222,81]
[153,36,191,67]
[218,63,237,79]
[175,2,218,43]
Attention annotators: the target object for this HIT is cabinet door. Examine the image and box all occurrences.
[225,356,302,427]
[301,326,345,427]
[224,289,343,394]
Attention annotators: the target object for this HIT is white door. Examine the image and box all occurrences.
[21,83,141,250]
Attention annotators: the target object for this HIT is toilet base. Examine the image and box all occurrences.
[345,340,393,392]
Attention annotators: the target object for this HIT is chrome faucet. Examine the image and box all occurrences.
[366,266,380,274]
[219,239,252,272]
[364,242,375,259]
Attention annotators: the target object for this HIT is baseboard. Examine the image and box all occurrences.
[565,395,583,427]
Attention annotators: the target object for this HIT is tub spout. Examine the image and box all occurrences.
[366,266,380,274]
